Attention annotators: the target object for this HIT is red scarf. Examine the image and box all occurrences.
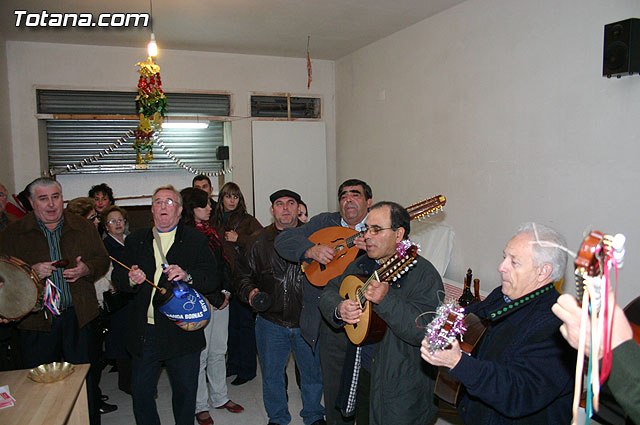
[195,221,231,266]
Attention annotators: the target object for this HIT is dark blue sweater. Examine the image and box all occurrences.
[451,285,575,424]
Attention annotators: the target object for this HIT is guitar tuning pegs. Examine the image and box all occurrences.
[612,233,626,267]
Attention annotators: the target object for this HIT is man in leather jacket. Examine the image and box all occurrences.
[235,189,325,425]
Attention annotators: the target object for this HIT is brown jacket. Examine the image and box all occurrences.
[234,223,304,328]
[0,211,110,331]
[214,212,262,273]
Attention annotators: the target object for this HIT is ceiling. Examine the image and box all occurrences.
[0,0,465,60]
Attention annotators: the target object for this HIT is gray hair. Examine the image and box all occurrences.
[152,185,183,206]
[28,177,62,199]
[516,222,567,283]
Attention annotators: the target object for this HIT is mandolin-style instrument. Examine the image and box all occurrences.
[302,195,446,287]
[339,242,419,345]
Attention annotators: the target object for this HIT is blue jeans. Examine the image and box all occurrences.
[255,315,324,425]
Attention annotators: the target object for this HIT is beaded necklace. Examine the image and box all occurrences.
[488,282,556,321]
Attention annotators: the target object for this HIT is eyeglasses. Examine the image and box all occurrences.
[87,213,99,221]
[153,199,177,207]
[107,218,125,225]
[363,225,394,235]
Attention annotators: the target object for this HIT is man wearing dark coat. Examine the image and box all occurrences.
[111,185,219,425]
[275,179,371,425]
[422,222,575,425]
[318,201,442,425]
[235,189,325,425]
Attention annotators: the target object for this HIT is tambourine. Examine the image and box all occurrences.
[0,255,44,320]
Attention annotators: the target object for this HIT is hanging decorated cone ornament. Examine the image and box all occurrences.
[134,56,167,165]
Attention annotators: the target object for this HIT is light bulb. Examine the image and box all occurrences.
[147,33,158,57]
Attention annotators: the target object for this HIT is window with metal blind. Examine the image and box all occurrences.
[37,89,231,175]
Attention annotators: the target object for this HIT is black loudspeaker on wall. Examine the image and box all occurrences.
[217,146,229,160]
[603,18,640,78]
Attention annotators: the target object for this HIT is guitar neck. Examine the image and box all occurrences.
[355,246,419,305]
[345,231,365,248]
[406,195,446,221]
[355,273,377,308]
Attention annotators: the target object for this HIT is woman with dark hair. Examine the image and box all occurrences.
[66,197,100,227]
[180,187,244,425]
[298,199,309,224]
[89,183,115,235]
[88,183,115,214]
[211,182,262,386]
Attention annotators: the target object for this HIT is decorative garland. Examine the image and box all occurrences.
[49,130,134,176]
[424,302,466,353]
[153,133,233,177]
[49,54,231,177]
[134,57,167,164]
[49,130,231,177]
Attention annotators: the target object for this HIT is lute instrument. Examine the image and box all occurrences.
[339,241,419,345]
[302,195,446,287]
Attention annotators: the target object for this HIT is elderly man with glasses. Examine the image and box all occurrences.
[112,185,219,425]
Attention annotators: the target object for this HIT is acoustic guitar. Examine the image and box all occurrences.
[432,312,487,406]
[302,194,446,287]
[339,242,419,345]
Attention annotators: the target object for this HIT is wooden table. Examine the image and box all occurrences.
[0,363,90,425]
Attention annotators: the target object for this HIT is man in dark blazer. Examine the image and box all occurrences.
[112,185,219,425]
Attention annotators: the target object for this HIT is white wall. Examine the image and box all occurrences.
[5,41,336,213]
[0,38,15,191]
[336,0,640,304]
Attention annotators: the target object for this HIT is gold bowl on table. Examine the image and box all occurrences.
[28,362,75,383]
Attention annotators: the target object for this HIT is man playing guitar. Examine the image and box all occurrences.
[275,179,371,425]
[421,222,575,425]
[318,201,443,425]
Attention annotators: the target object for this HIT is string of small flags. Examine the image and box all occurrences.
[48,130,232,177]
[153,133,233,177]
[49,130,134,176]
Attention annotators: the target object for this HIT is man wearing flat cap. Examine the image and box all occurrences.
[235,189,326,425]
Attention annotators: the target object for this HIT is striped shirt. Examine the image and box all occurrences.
[37,216,72,309]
